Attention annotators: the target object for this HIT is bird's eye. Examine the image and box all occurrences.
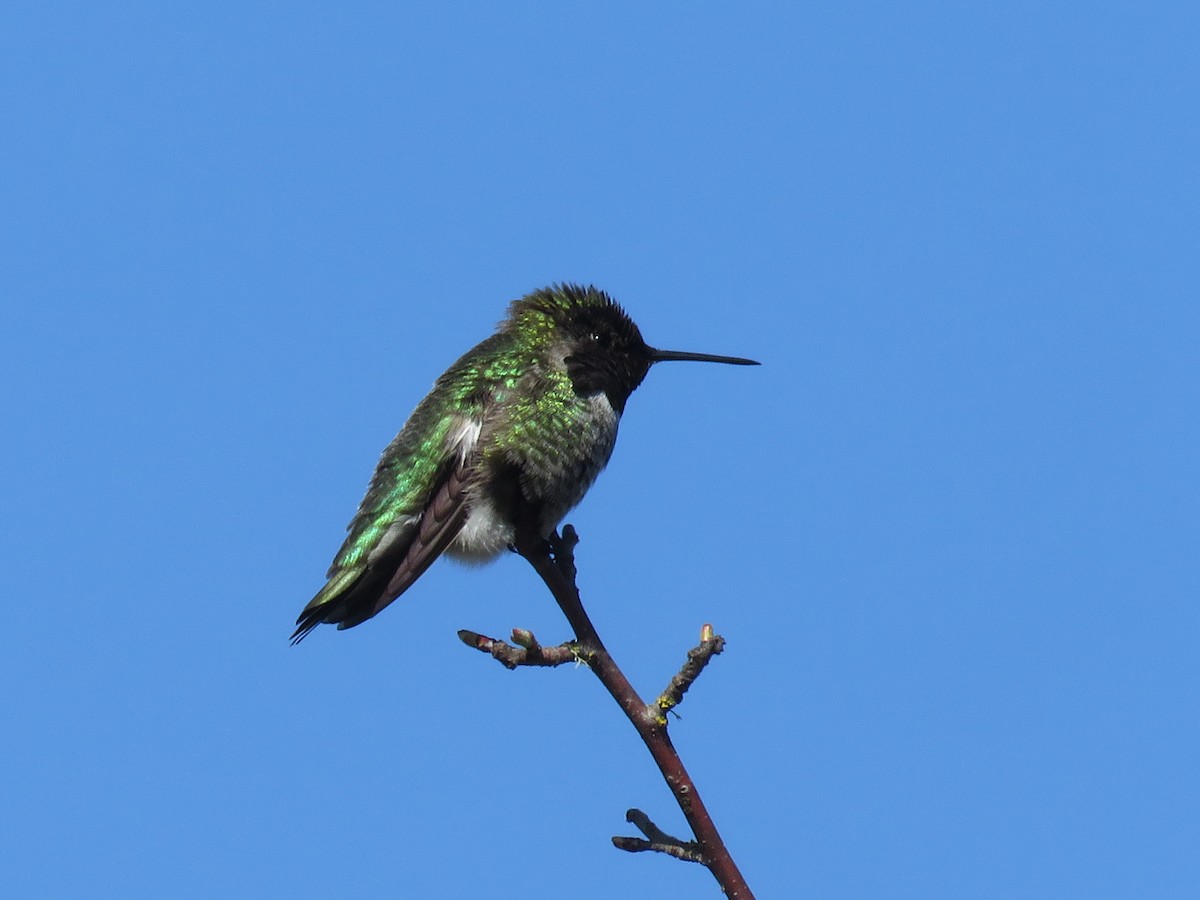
[588,331,610,347]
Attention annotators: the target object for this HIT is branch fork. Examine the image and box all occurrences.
[612,808,706,864]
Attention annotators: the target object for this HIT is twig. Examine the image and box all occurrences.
[456,628,580,669]
[461,524,754,898]
[612,808,706,863]
[655,635,726,723]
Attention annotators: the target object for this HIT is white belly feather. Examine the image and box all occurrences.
[448,393,620,561]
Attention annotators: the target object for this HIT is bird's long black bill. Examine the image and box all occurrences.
[650,348,760,366]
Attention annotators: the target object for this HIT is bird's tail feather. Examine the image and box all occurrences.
[290,567,380,644]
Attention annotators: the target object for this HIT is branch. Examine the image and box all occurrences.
[456,628,580,669]
[612,808,706,864]
[460,524,754,899]
[655,633,726,723]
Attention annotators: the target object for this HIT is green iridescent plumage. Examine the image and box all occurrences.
[292,284,758,642]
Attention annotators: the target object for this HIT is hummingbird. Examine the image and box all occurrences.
[292,283,758,643]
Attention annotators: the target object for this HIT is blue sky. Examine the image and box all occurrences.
[2,3,1197,897]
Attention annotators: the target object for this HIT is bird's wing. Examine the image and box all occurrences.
[290,409,481,644]
[291,331,516,643]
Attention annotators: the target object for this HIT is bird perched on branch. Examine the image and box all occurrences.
[292,284,757,643]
